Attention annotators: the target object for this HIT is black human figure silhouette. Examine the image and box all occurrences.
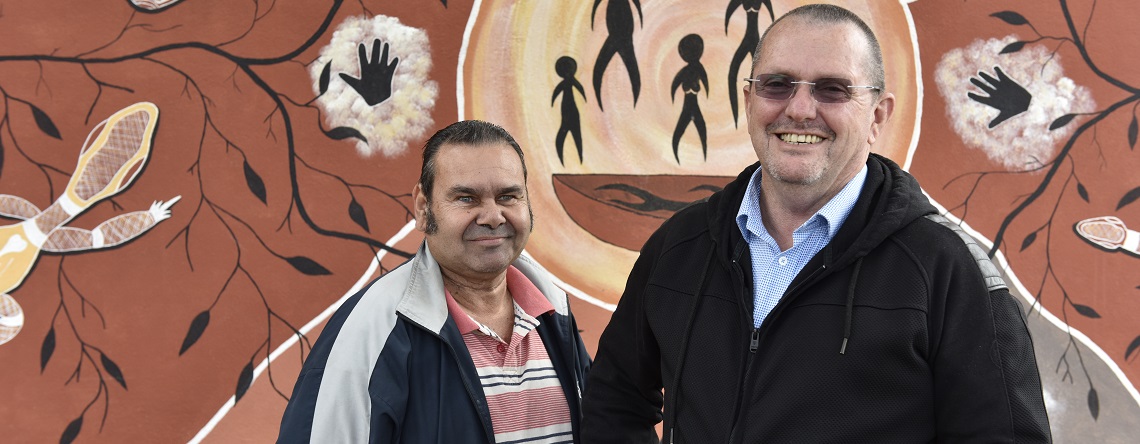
[552,56,587,165]
[592,0,643,111]
[726,0,773,127]
[340,39,399,106]
[670,34,710,163]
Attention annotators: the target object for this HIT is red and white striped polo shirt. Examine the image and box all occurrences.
[445,266,573,444]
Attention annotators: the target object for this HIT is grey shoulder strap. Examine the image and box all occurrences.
[924,213,1008,291]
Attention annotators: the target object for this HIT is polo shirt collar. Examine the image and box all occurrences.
[444,265,554,334]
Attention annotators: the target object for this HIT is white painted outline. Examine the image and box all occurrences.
[456,0,484,121]
[521,250,617,312]
[189,222,417,443]
[924,193,1140,408]
[901,0,923,171]
[902,0,1138,409]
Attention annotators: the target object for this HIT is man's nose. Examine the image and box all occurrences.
[784,83,818,121]
[475,201,507,227]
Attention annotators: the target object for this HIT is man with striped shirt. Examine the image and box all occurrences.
[278,120,590,443]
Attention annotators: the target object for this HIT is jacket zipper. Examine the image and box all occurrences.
[566,313,585,423]
[726,263,828,443]
[726,253,755,443]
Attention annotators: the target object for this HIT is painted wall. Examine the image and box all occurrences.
[0,0,1135,442]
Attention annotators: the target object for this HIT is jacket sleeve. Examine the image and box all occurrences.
[581,230,666,444]
[277,366,323,443]
[277,356,410,444]
[277,289,409,444]
[928,238,1051,443]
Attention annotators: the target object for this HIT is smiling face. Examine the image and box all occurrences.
[413,142,532,283]
[744,17,894,194]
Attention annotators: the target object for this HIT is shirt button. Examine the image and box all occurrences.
[778,257,788,266]
[497,343,507,353]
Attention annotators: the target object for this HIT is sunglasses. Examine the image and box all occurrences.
[744,74,880,103]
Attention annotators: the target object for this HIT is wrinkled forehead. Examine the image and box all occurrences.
[434,143,527,190]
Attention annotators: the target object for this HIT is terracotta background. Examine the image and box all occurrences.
[0,0,1136,442]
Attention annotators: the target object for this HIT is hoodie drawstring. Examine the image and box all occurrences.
[666,245,716,444]
[840,257,864,355]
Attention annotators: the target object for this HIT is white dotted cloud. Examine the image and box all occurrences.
[310,15,438,157]
[935,35,1095,171]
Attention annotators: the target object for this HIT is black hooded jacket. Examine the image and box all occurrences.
[582,154,1051,443]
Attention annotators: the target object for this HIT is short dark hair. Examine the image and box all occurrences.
[753,4,885,90]
[419,120,527,201]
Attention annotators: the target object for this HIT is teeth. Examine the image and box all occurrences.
[779,133,823,144]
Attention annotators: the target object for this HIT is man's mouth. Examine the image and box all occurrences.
[469,235,509,244]
[777,133,824,144]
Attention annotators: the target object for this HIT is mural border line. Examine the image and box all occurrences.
[187,222,418,443]
[925,192,1140,409]
[901,0,924,171]
[521,250,618,312]
[456,0,484,121]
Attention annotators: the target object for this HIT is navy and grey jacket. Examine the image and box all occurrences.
[582,154,1051,443]
[278,243,591,443]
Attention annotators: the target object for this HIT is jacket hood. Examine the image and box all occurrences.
[705,153,936,269]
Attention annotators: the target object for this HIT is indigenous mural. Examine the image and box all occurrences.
[0,0,1135,442]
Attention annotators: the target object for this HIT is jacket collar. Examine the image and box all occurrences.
[707,154,936,270]
[396,243,570,334]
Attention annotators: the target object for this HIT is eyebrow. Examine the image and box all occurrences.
[446,185,525,196]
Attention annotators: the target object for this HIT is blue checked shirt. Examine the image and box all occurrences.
[736,165,867,328]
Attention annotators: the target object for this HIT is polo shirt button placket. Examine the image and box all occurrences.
[497,343,507,354]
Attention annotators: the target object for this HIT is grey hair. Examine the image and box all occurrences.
[753,4,885,90]
[419,120,527,201]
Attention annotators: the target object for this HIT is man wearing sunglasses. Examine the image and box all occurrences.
[583,4,1051,443]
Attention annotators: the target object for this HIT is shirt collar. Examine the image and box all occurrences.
[444,265,553,334]
[736,164,868,242]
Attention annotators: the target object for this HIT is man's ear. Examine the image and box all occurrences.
[412,183,429,232]
[742,83,753,117]
[867,92,895,145]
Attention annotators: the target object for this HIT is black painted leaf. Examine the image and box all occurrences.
[1049,114,1076,130]
[60,415,83,444]
[179,310,211,355]
[318,61,332,95]
[1125,335,1140,360]
[348,198,370,232]
[100,352,128,390]
[999,41,1026,54]
[40,327,56,373]
[243,160,267,204]
[991,11,1029,26]
[1077,183,1089,203]
[1088,387,1100,420]
[1019,232,1036,252]
[1129,115,1137,150]
[1117,186,1140,210]
[327,126,367,142]
[235,361,254,402]
[30,103,61,139]
[286,256,332,275]
[1073,303,1101,319]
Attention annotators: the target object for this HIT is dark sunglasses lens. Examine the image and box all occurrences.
[813,79,853,103]
[757,76,794,100]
